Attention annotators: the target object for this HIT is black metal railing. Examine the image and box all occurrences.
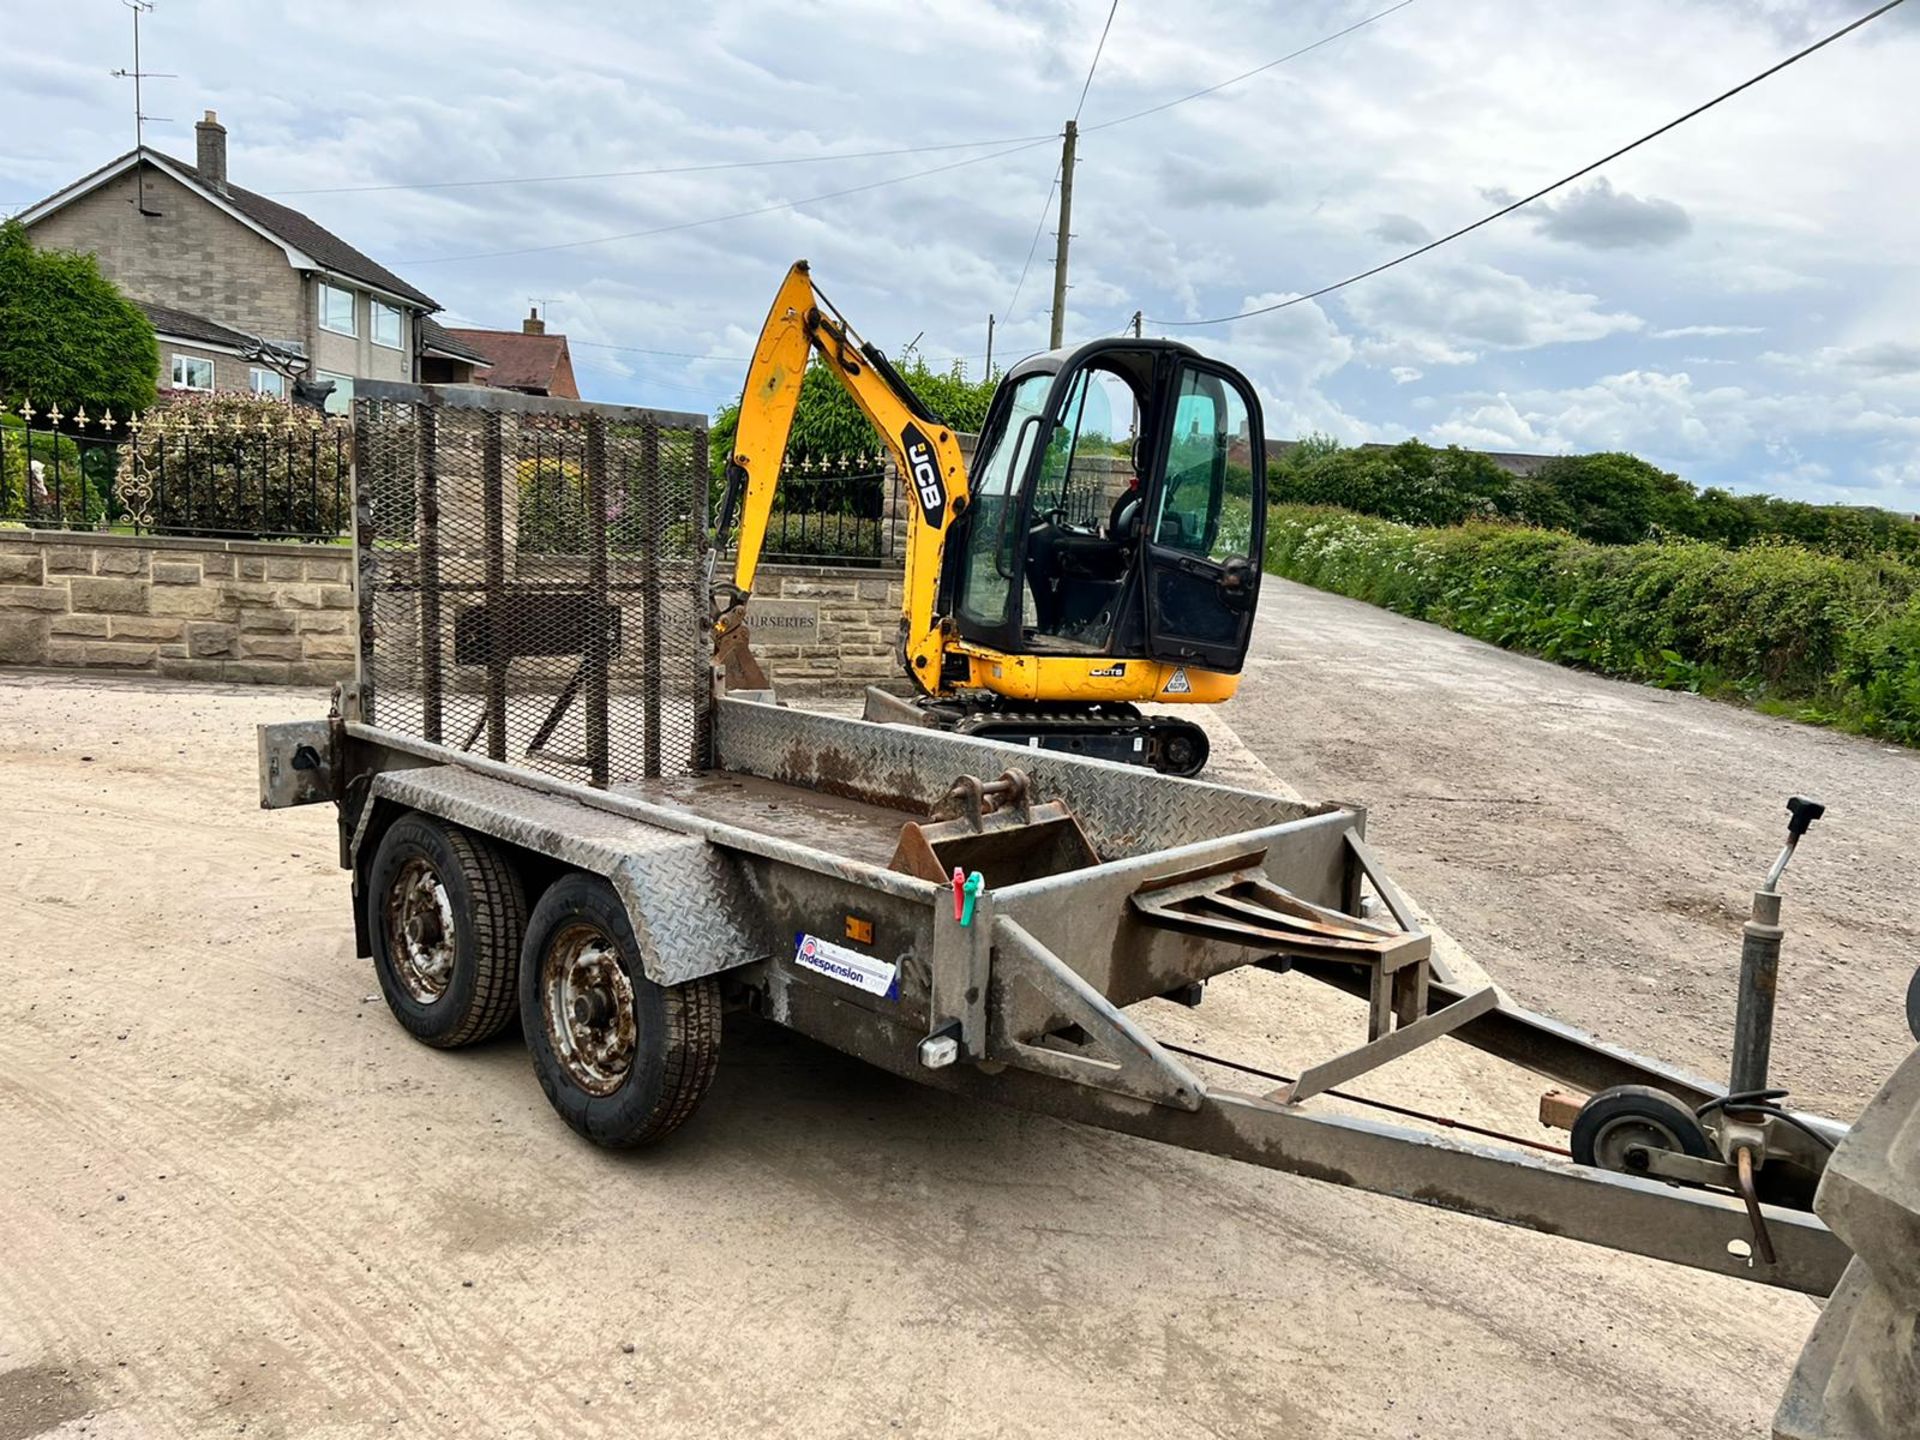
[0,412,122,531]
[760,460,895,565]
[1,398,350,542]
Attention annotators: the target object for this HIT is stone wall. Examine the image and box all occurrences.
[749,563,904,699]
[0,533,902,694]
[0,446,1135,693]
[0,531,355,684]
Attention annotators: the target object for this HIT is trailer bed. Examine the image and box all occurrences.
[615,771,915,870]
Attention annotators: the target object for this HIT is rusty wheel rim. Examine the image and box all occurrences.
[385,856,456,1003]
[542,923,637,1097]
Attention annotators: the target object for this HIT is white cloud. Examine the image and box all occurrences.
[1837,341,1920,378]
[1521,177,1692,250]
[1421,368,1920,502]
[1651,324,1764,339]
[1343,261,1642,367]
[5,0,1917,501]
[1370,213,1430,245]
[1157,154,1282,211]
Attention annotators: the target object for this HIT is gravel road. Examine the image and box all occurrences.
[1235,579,1920,1122]
[4,600,1912,1437]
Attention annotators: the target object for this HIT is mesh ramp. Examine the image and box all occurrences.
[352,382,711,787]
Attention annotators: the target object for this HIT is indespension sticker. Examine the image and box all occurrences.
[794,933,899,999]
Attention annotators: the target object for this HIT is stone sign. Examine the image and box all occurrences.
[742,598,820,644]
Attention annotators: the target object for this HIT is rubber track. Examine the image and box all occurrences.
[628,975,722,1147]
[953,708,1210,777]
[436,825,528,1048]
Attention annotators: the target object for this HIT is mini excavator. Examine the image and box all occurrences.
[713,261,1268,776]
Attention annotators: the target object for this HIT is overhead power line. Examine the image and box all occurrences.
[1151,0,1906,327]
[1082,0,1415,133]
[282,1,1411,204]
[399,135,1053,266]
[1008,0,1121,323]
[1002,174,1060,317]
[382,0,1414,275]
[271,133,1056,198]
[1074,1,1121,123]
[571,339,751,362]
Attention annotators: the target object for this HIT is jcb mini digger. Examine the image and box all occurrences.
[713,261,1267,776]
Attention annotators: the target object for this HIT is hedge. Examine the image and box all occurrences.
[1270,438,1920,562]
[1264,505,1920,745]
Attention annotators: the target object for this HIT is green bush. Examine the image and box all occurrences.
[1264,505,1920,746]
[708,350,999,481]
[0,220,157,416]
[1270,437,1920,561]
[0,413,112,526]
[134,391,348,538]
[516,427,704,558]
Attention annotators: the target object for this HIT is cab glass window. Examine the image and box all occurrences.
[1033,367,1135,528]
[1151,367,1256,565]
[957,371,1050,627]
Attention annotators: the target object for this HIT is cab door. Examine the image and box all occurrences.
[1140,362,1265,673]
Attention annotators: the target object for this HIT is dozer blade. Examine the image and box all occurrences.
[861,685,933,728]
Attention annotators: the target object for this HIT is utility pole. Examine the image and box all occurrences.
[984,313,995,376]
[1048,120,1078,350]
[1128,311,1142,439]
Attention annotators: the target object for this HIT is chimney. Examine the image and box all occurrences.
[196,110,228,194]
[522,306,546,336]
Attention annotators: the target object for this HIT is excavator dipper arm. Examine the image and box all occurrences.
[714,261,970,694]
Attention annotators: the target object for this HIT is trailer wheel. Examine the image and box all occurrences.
[1570,1084,1712,1173]
[519,873,721,1149]
[366,814,527,1049]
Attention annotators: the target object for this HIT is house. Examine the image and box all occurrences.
[440,307,580,399]
[16,110,442,413]
[419,319,493,387]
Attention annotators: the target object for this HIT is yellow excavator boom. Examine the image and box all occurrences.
[714,260,968,693]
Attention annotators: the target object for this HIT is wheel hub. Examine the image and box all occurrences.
[543,924,637,1097]
[385,857,456,1003]
[1591,1114,1687,1172]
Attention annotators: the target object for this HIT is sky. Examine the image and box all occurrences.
[4,0,1917,507]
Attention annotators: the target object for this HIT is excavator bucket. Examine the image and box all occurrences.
[888,769,1100,888]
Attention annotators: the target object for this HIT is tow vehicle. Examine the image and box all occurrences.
[261,378,1917,1439]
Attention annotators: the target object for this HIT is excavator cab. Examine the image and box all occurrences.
[948,339,1265,676]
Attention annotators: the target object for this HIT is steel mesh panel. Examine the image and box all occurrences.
[352,384,710,786]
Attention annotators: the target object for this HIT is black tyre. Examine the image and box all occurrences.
[518,873,721,1149]
[365,813,527,1049]
[1570,1084,1713,1173]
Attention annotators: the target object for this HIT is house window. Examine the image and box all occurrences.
[371,300,403,349]
[249,368,285,399]
[320,282,357,336]
[170,355,214,392]
[316,370,354,416]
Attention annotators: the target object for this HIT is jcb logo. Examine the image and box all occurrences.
[902,424,945,526]
[909,442,940,508]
